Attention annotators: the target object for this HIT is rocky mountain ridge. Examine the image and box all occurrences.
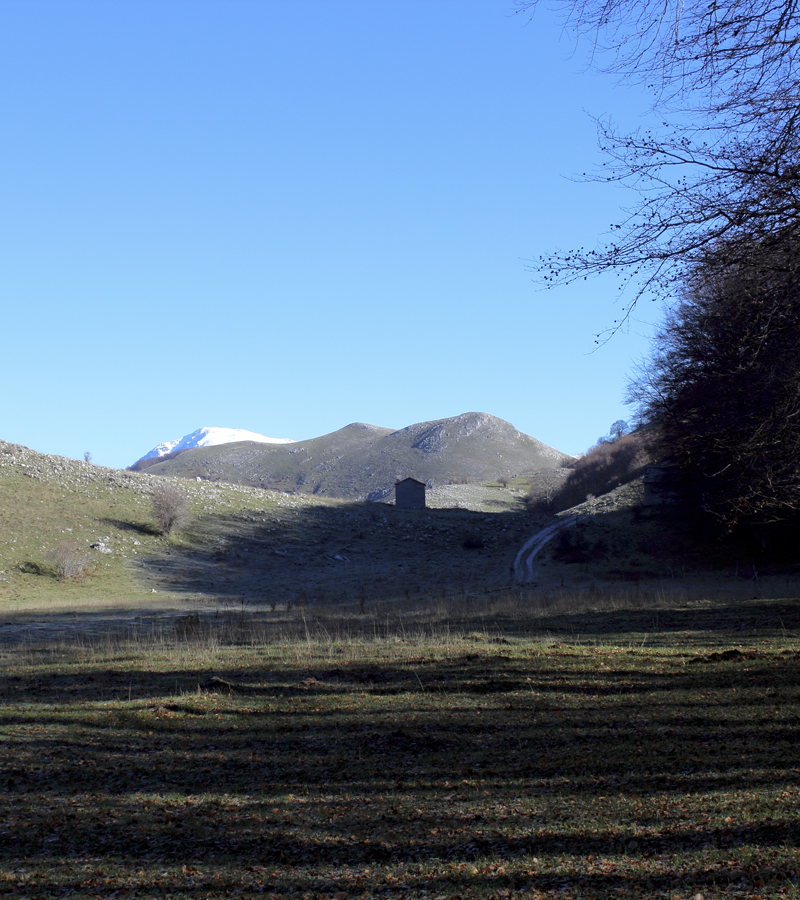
[140,412,572,500]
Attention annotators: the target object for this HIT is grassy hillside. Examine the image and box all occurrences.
[0,440,554,613]
[4,438,794,622]
[140,413,572,500]
[5,439,800,898]
[0,440,317,610]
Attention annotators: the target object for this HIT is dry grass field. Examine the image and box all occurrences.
[1,594,800,899]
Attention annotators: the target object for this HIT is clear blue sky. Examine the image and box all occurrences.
[1,0,660,469]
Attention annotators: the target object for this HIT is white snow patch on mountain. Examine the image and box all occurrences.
[138,427,295,462]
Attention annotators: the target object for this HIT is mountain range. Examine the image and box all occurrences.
[133,412,572,501]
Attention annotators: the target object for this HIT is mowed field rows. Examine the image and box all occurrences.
[1,599,799,899]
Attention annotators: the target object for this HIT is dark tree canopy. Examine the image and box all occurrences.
[517,0,800,320]
[518,1,800,543]
[627,227,800,531]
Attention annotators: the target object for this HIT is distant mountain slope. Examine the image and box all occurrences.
[131,426,295,471]
[0,436,569,608]
[141,412,572,500]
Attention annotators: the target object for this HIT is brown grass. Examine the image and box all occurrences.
[0,593,799,898]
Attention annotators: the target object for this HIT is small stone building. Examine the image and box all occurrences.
[643,463,679,506]
[395,477,426,509]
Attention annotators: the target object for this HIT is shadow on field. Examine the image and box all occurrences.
[100,517,161,536]
[1,650,799,795]
[516,596,800,640]
[18,561,52,578]
[133,502,543,603]
[1,639,800,895]
[129,495,800,610]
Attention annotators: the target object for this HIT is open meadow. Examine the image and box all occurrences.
[1,593,799,900]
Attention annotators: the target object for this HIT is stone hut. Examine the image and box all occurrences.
[395,477,426,509]
[643,463,679,506]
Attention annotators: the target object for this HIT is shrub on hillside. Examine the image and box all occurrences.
[551,527,592,563]
[544,433,651,513]
[47,540,95,581]
[151,481,191,536]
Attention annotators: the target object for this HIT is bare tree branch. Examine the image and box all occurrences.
[518,0,800,321]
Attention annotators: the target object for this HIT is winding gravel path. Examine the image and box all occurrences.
[512,515,587,582]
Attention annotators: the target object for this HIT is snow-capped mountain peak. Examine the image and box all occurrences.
[137,426,295,464]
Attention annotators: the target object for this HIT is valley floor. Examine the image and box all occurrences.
[0,597,798,898]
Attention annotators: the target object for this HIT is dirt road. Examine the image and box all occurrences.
[512,515,586,582]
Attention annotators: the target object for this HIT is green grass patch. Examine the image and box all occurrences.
[0,442,314,609]
[1,599,799,898]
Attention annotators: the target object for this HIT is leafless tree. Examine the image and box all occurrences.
[526,467,566,512]
[539,469,562,510]
[516,0,800,326]
[515,0,800,110]
[609,420,628,440]
[151,480,191,536]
